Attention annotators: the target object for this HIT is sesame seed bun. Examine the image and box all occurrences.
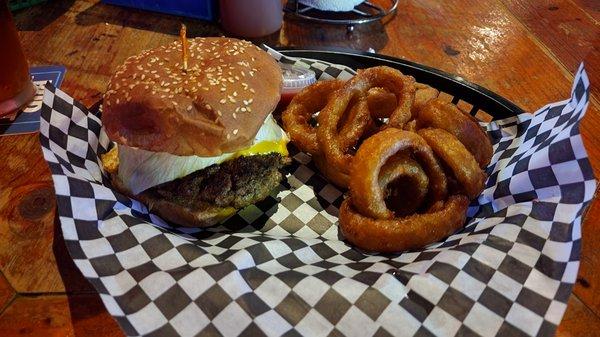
[102,37,283,157]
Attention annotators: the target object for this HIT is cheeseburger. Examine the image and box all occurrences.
[101,37,289,227]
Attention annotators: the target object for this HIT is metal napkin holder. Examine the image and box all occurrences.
[284,0,399,31]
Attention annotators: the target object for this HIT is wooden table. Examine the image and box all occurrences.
[1,0,598,335]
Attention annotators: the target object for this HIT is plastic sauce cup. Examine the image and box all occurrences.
[278,64,317,109]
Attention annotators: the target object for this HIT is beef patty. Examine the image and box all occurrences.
[145,153,289,210]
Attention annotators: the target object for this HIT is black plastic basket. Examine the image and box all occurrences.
[279,48,525,120]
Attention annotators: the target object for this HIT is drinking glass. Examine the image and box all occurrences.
[0,0,35,116]
[219,0,283,38]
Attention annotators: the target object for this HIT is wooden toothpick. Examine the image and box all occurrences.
[180,23,188,72]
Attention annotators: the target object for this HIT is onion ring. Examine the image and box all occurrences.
[338,100,374,151]
[413,83,439,113]
[339,195,469,253]
[347,66,416,128]
[316,88,372,177]
[367,87,397,119]
[403,119,417,132]
[367,83,439,120]
[349,128,447,219]
[379,154,429,215]
[418,128,486,200]
[415,98,493,168]
[282,80,344,155]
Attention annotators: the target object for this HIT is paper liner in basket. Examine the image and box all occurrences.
[40,51,594,337]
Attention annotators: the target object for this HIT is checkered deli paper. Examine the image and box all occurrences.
[40,48,593,337]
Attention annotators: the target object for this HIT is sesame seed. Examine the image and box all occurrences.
[249,88,255,93]
[116,98,120,104]
[205,104,211,110]
[228,96,236,103]
[233,129,238,135]
[220,87,226,92]
[226,134,231,139]
[241,107,247,112]
[233,113,237,119]
[172,101,178,105]
[233,91,238,97]
[220,99,226,104]
[187,105,193,111]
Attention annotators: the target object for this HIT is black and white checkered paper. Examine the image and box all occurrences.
[40,52,593,336]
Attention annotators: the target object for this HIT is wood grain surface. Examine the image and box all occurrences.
[0,295,123,336]
[499,0,599,104]
[2,0,599,335]
[0,273,15,313]
[555,295,600,337]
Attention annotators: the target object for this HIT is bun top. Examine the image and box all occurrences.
[102,37,282,157]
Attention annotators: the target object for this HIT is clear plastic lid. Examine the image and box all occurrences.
[281,64,316,91]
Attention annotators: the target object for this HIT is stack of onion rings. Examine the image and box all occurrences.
[281,65,493,253]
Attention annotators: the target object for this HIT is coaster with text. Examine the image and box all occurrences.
[0,65,66,136]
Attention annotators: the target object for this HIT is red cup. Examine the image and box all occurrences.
[219,0,283,38]
[0,0,35,117]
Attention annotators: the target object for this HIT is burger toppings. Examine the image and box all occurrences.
[113,115,288,195]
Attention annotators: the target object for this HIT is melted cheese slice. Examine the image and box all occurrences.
[117,115,289,195]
